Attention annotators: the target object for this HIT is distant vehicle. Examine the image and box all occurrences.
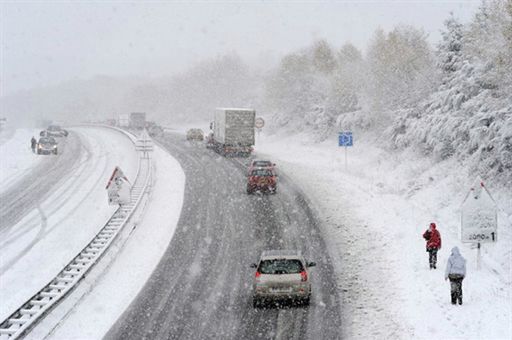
[118,114,130,128]
[130,112,146,130]
[46,125,68,137]
[251,250,316,307]
[105,119,117,126]
[146,121,164,137]
[37,137,58,155]
[247,168,277,194]
[248,160,276,174]
[209,108,255,156]
[186,128,204,141]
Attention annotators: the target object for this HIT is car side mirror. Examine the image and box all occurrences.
[307,262,316,267]
[250,263,257,268]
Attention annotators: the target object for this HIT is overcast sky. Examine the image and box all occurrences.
[1,0,481,96]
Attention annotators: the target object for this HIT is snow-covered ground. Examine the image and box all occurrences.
[2,124,509,339]
[255,131,511,339]
[26,131,185,340]
[0,127,139,321]
[0,129,42,194]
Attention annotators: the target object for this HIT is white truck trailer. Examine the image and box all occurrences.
[210,108,255,157]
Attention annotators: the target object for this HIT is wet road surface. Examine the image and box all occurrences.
[106,133,342,340]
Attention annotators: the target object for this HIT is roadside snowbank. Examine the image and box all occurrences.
[27,138,185,340]
[256,131,511,339]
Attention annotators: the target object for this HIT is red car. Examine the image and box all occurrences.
[247,168,277,194]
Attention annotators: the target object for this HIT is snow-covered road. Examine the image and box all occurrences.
[0,127,138,322]
[26,128,185,340]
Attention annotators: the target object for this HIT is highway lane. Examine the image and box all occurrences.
[106,132,342,340]
[0,133,82,231]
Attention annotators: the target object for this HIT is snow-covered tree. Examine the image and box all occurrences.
[366,26,435,115]
[388,6,512,185]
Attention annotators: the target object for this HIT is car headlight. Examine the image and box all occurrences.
[53,145,57,148]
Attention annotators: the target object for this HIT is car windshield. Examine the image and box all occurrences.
[48,125,61,131]
[251,169,274,177]
[259,259,304,274]
[253,161,272,167]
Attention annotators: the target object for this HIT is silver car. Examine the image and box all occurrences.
[251,250,316,307]
[186,128,204,141]
[37,137,58,155]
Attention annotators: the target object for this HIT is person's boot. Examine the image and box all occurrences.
[451,292,457,305]
[458,296,462,305]
[433,264,436,269]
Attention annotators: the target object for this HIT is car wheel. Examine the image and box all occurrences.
[54,149,58,155]
[253,297,260,308]
[247,187,252,194]
[302,296,310,306]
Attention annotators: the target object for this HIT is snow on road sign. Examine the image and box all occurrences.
[338,132,353,147]
[106,166,131,205]
[461,177,498,243]
[255,117,265,129]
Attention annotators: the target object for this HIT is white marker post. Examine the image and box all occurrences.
[461,176,498,270]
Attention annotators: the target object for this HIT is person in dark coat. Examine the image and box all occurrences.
[445,246,466,305]
[30,136,37,153]
[422,222,442,269]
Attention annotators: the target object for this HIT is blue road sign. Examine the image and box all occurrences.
[338,132,353,147]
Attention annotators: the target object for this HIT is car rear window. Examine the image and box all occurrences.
[253,161,272,167]
[251,169,274,177]
[258,259,304,274]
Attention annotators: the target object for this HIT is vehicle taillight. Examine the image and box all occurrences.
[255,271,261,278]
[300,271,308,282]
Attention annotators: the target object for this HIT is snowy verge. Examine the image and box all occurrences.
[255,131,511,340]
[27,141,185,340]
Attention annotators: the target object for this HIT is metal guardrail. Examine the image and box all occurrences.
[0,128,153,339]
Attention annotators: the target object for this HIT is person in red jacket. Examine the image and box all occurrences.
[423,222,442,269]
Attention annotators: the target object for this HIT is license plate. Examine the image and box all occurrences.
[270,287,292,293]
